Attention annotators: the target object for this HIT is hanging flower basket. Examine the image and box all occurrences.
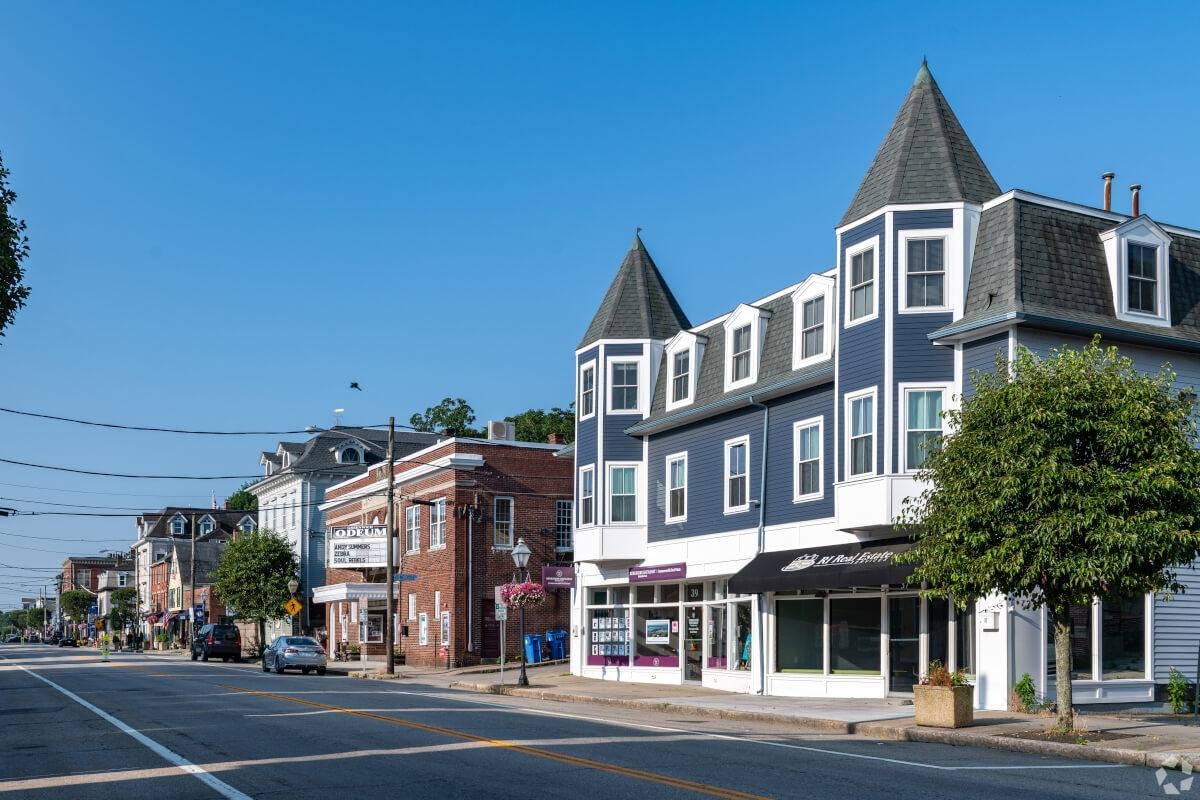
[500,581,547,609]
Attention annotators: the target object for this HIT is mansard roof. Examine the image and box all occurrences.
[578,233,691,348]
[939,193,1200,347]
[840,61,1000,227]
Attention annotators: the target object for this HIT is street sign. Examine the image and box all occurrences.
[393,574,418,582]
[284,598,302,616]
[495,603,508,621]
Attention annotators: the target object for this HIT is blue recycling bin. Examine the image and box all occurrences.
[523,633,543,664]
[546,630,567,660]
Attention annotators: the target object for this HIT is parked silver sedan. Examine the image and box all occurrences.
[262,636,327,675]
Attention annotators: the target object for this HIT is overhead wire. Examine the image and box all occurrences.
[0,406,385,436]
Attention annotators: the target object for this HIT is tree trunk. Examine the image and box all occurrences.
[257,618,266,658]
[1052,606,1075,732]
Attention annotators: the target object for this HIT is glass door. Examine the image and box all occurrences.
[888,596,920,693]
[683,605,703,681]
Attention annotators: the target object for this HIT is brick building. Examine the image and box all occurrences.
[315,432,574,668]
[61,554,132,596]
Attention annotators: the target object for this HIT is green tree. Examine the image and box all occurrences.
[409,397,483,437]
[898,339,1200,732]
[59,589,93,624]
[0,152,31,342]
[506,405,575,444]
[107,587,139,631]
[212,530,297,656]
[225,480,258,511]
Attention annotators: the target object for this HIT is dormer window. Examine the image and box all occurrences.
[1127,243,1158,315]
[198,516,214,536]
[339,447,360,464]
[731,326,752,382]
[671,350,690,403]
[238,516,255,534]
[170,515,185,536]
[791,274,834,369]
[801,298,824,358]
[664,331,705,412]
[723,304,770,392]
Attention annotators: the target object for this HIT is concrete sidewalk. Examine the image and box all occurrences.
[445,669,1200,769]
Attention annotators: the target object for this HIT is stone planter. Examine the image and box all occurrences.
[913,684,974,728]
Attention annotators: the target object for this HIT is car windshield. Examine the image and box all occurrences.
[285,637,319,646]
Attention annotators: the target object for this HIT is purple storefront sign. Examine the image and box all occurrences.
[628,563,687,583]
[541,565,576,590]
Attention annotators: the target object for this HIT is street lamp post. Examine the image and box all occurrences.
[511,538,532,688]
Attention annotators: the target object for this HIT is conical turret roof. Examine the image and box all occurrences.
[839,61,1000,226]
[578,232,691,349]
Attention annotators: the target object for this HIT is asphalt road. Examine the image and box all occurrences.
[0,644,1178,799]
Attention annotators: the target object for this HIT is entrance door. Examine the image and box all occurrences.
[684,606,703,682]
[481,598,500,659]
[889,596,920,693]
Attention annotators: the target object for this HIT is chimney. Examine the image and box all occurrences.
[1102,172,1114,211]
[547,433,565,445]
[1131,184,1142,217]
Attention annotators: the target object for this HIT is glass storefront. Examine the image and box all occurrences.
[1047,596,1147,683]
[776,599,822,673]
[831,597,881,674]
[708,604,728,669]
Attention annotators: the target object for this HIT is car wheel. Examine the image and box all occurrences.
[274,662,285,674]
[262,660,269,672]
[317,667,326,676]
[222,657,229,662]
[234,655,242,663]
[302,667,311,675]
[191,650,198,661]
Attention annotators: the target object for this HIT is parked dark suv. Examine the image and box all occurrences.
[191,624,242,662]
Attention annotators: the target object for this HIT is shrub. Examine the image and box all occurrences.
[1168,667,1191,714]
[1013,672,1038,712]
[923,660,968,687]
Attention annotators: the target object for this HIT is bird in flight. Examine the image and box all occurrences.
[349,382,362,391]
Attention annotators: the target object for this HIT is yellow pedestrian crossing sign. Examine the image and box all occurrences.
[284,598,302,616]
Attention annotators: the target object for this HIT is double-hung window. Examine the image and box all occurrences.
[555,500,573,552]
[665,454,687,523]
[849,248,875,321]
[493,497,514,548]
[906,238,945,308]
[671,350,690,403]
[905,389,944,470]
[794,419,822,500]
[170,516,185,536]
[429,499,446,548]
[731,326,752,383]
[725,438,749,513]
[1127,243,1158,315]
[610,362,639,412]
[801,297,824,359]
[579,364,595,418]
[405,505,420,553]
[848,393,874,477]
[608,465,637,523]
[579,466,594,526]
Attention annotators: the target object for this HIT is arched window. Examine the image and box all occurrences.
[340,448,360,464]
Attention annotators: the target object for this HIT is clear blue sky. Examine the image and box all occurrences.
[2,2,1198,605]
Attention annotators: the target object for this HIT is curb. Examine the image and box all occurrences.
[448,681,1200,767]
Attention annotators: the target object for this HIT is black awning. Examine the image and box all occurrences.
[728,538,915,595]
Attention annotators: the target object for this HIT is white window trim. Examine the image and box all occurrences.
[428,498,447,550]
[606,462,640,526]
[898,228,954,314]
[900,383,951,473]
[664,333,704,413]
[493,496,515,549]
[664,451,688,524]
[405,505,421,553]
[578,464,596,528]
[606,356,646,416]
[792,417,824,502]
[1042,594,1153,683]
[723,435,751,515]
[844,387,877,480]
[554,499,573,552]
[578,359,597,421]
[844,236,880,329]
[170,514,186,536]
[407,592,417,621]
[1101,219,1172,328]
[1119,237,1169,324]
[791,275,835,369]
[722,305,770,393]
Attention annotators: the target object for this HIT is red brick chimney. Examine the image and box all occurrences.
[1131,184,1142,217]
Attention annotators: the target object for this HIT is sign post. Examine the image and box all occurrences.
[495,586,508,685]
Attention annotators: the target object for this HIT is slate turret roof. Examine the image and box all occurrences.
[579,233,691,348]
[840,61,1001,227]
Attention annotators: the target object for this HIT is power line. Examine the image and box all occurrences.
[0,481,212,499]
[0,457,260,480]
[0,406,385,436]
[0,531,130,543]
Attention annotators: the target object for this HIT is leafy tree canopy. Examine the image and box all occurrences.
[0,152,31,342]
[59,589,93,622]
[506,406,575,444]
[212,529,297,624]
[225,480,258,511]
[898,338,1200,729]
[108,587,139,629]
[409,397,483,437]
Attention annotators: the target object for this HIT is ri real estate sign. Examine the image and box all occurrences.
[328,525,394,568]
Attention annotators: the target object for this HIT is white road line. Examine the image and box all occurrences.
[3,656,252,800]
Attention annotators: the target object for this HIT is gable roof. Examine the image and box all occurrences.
[940,194,1200,347]
[840,61,1000,227]
[579,233,692,348]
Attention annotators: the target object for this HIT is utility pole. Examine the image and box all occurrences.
[385,416,397,676]
[190,512,197,646]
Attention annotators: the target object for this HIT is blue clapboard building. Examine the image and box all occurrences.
[567,62,1200,710]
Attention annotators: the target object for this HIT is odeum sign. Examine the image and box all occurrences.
[328,525,393,568]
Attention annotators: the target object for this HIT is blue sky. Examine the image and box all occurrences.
[2,2,1199,605]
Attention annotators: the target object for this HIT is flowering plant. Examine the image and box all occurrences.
[500,581,546,609]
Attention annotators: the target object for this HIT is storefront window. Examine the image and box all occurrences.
[685,583,704,603]
[708,604,728,668]
[830,597,880,674]
[927,597,949,668]
[636,585,656,604]
[660,584,680,604]
[776,600,822,673]
[1047,604,1093,681]
[635,606,679,667]
[955,604,976,676]
[362,613,383,643]
[587,608,630,666]
[733,601,752,671]
[610,587,629,606]
[1102,597,1145,680]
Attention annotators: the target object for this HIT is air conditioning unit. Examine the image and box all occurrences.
[487,420,515,441]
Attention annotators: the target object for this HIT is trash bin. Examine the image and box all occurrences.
[523,633,543,664]
[546,630,567,660]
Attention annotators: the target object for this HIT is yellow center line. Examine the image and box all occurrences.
[220,684,769,800]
